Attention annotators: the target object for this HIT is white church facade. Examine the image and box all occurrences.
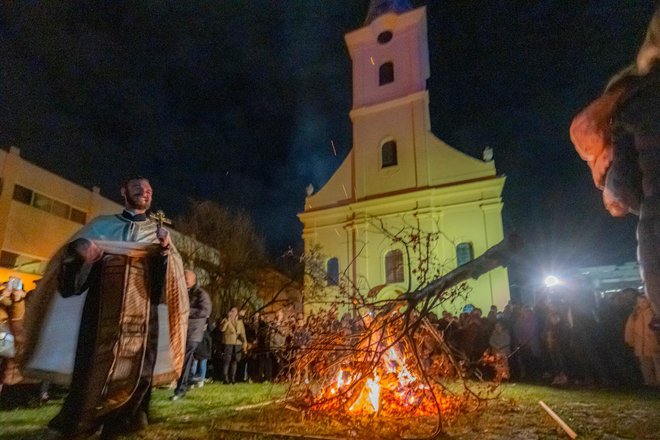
[298,2,510,312]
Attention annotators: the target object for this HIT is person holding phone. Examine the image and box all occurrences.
[219,307,247,384]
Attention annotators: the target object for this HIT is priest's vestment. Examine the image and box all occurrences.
[22,213,189,435]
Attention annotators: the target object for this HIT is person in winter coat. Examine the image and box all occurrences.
[220,307,247,384]
[190,321,213,387]
[488,321,511,381]
[571,7,660,317]
[171,270,212,400]
[625,295,660,387]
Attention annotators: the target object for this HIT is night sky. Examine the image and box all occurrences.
[0,1,656,285]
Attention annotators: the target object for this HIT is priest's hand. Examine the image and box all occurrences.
[74,239,103,264]
[156,226,170,248]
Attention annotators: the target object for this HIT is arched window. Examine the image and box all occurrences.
[381,140,397,168]
[456,242,474,266]
[379,62,394,85]
[385,250,404,283]
[327,257,339,286]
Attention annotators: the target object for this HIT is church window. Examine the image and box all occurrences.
[379,62,394,85]
[381,140,398,168]
[327,257,339,286]
[377,31,393,44]
[456,242,474,266]
[385,250,404,283]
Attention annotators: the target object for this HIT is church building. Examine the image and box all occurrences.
[298,1,510,312]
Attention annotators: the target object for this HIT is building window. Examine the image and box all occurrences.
[0,251,18,268]
[51,200,71,219]
[70,208,87,225]
[381,140,397,168]
[12,183,87,224]
[385,250,404,283]
[456,242,474,266]
[377,31,393,44]
[12,185,33,204]
[32,193,52,212]
[379,62,394,85]
[327,257,339,286]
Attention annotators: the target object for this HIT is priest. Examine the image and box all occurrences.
[21,176,189,439]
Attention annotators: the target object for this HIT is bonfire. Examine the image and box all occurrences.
[301,311,463,419]
[280,237,521,438]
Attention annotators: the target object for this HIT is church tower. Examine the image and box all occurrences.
[298,2,509,312]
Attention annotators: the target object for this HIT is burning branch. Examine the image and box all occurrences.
[282,236,522,439]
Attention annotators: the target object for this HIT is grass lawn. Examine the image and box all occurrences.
[1,382,659,439]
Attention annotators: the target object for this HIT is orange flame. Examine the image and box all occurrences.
[314,331,461,418]
[349,371,380,414]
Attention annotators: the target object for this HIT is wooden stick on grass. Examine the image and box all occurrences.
[234,398,288,411]
[539,400,578,439]
[216,427,343,439]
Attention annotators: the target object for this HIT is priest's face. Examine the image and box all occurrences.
[122,178,153,212]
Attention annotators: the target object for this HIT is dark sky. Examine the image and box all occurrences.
[0,1,656,282]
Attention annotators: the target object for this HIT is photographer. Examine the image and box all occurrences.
[0,277,26,393]
[219,307,246,384]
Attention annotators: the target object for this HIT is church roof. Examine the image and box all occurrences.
[365,0,414,25]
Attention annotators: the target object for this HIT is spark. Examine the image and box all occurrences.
[330,140,337,156]
[370,56,375,65]
[341,184,348,198]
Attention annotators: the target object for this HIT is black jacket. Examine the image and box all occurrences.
[187,284,212,343]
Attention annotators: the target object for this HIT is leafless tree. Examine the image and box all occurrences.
[175,200,267,318]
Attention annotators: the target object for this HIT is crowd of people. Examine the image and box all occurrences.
[0,175,657,440]
[3,261,660,406]
[167,285,659,399]
[430,287,658,387]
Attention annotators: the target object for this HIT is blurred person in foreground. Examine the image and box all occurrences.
[571,7,660,320]
[625,294,660,387]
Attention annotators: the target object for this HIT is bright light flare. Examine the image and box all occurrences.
[544,275,560,287]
